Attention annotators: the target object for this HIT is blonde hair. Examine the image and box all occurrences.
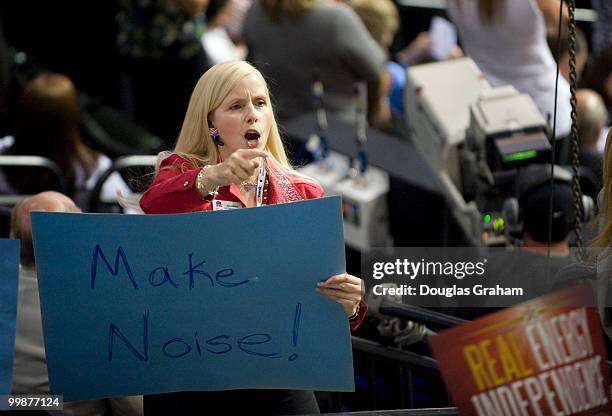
[349,0,399,47]
[173,60,290,169]
[261,0,317,20]
[593,129,612,248]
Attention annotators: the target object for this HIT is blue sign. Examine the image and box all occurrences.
[31,196,354,401]
[0,238,19,395]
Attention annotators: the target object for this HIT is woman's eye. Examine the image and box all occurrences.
[230,104,241,110]
[256,100,266,107]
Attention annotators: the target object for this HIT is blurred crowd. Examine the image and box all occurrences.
[2,1,612,414]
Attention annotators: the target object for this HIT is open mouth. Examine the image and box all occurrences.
[245,130,261,148]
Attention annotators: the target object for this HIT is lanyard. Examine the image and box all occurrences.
[256,158,266,207]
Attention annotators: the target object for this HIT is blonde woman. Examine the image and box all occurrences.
[3,73,130,211]
[140,61,366,415]
[593,130,612,342]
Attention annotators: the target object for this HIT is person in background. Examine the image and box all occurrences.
[590,0,612,55]
[116,0,210,146]
[243,0,389,129]
[348,0,402,118]
[581,43,612,120]
[475,165,578,315]
[1,73,130,211]
[577,88,608,193]
[548,26,588,84]
[224,0,252,43]
[447,0,572,140]
[140,60,367,415]
[10,191,143,416]
[349,0,463,135]
[202,0,247,64]
[513,165,576,257]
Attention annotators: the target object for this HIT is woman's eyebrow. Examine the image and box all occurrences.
[225,96,245,105]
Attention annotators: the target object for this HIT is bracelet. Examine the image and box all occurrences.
[196,165,219,198]
[348,302,361,321]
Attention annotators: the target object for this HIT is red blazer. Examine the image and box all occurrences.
[140,154,324,213]
[140,154,367,330]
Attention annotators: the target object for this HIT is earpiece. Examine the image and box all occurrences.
[208,121,224,146]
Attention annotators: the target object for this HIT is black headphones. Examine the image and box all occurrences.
[502,164,594,239]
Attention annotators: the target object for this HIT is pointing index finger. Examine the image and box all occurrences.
[239,149,270,160]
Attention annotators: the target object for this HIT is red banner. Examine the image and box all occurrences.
[430,285,611,415]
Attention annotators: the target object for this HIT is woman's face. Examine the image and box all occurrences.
[210,73,273,161]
